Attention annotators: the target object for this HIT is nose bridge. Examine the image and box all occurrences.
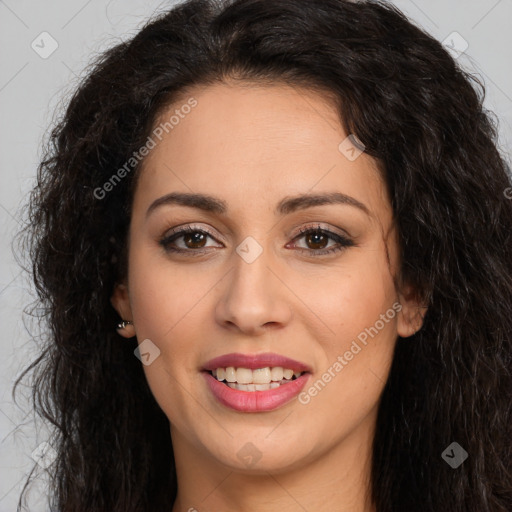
[232,236,272,297]
[215,235,291,333]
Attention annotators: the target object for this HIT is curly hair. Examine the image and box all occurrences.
[14,0,512,510]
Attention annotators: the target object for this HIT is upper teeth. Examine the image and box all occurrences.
[212,367,302,384]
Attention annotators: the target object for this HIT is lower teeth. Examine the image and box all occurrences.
[223,379,294,391]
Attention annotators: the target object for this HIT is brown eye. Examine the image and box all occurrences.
[182,231,208,249]
[304,231,329,250]
[290,226,354,256]
[159,224,354,257]
[159,227,220,254]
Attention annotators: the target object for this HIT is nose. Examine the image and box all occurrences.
[214,243,293,336]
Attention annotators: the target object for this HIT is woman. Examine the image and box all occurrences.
[15,0,512,510]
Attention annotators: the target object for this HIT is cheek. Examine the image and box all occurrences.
[127,244,212,341]
[299,278,397,439]
[126,244,221,396]
[306,246,397,342]
[126,254,205,428]
[311,284,398,404]
[301,247,398,405]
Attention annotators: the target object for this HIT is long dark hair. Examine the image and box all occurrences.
[14,0,512,510]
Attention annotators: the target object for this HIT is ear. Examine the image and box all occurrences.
[396,283,428,338]
[111,282,135,338]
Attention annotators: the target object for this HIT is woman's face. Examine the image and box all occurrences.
[112,81,422,475]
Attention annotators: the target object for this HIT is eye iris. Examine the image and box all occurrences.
[184,231,207,248]
[306,231,328,250]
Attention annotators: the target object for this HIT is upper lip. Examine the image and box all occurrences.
[202,352,312,373]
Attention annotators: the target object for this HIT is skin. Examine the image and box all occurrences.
[111,81,425,512]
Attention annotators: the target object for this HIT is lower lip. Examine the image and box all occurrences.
[203,371,310,412]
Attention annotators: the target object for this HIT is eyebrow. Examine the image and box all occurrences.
[146,191,370,218]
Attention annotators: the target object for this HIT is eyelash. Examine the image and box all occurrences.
[159,224,354,257]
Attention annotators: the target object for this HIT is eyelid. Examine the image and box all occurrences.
[162,223,221,241]
[159,221,355,255]
[286,223,354,255]
[290,222,353,240]
[162,221,351,241]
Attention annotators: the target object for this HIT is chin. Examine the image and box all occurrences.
[203,433,314,475]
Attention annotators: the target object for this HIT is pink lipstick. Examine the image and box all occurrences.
[202,352,312,412]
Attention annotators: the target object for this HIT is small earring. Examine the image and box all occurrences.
[116,320,133,330]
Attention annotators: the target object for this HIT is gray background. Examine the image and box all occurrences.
[1,0,511,510]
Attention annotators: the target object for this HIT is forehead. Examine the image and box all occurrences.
[133,81,391,226]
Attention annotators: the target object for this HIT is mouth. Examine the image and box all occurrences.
[201,352,312,411]
[204,367,308,392]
